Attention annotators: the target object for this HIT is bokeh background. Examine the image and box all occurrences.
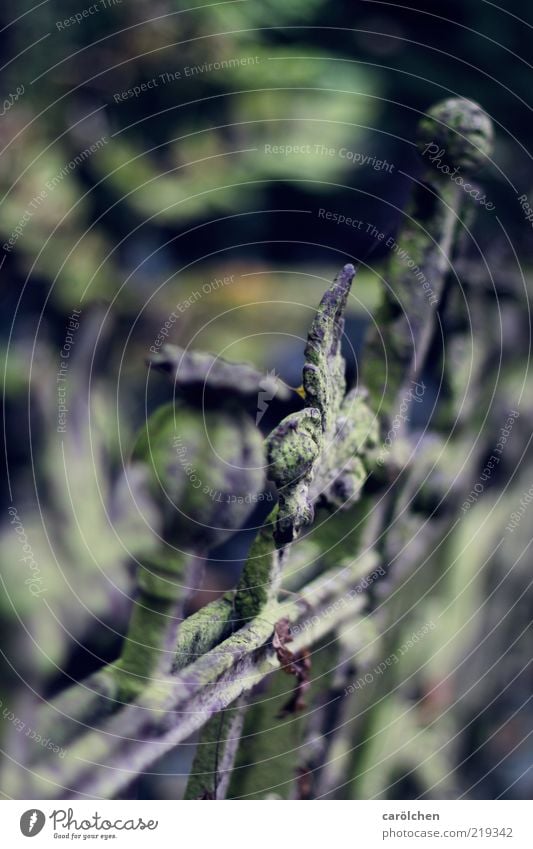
[1,0,532,800]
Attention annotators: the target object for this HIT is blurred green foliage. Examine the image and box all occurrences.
[1,0,533,800]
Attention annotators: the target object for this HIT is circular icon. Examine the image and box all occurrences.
[20,810,46,837]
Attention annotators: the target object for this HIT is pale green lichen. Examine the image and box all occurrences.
[417,97,493,171]
[266,410,322,543]
[234,509,278,622]
[173,595,234,671]
[110,347,271,701]
[265,264,377,545]
[235,264,378,624]
[21,98,497,802]
[363,98,494,419]
[184,706,244,799]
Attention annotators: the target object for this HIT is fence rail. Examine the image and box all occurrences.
[3,97,497,800]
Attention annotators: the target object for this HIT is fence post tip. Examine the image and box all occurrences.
[416,96,494,172]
